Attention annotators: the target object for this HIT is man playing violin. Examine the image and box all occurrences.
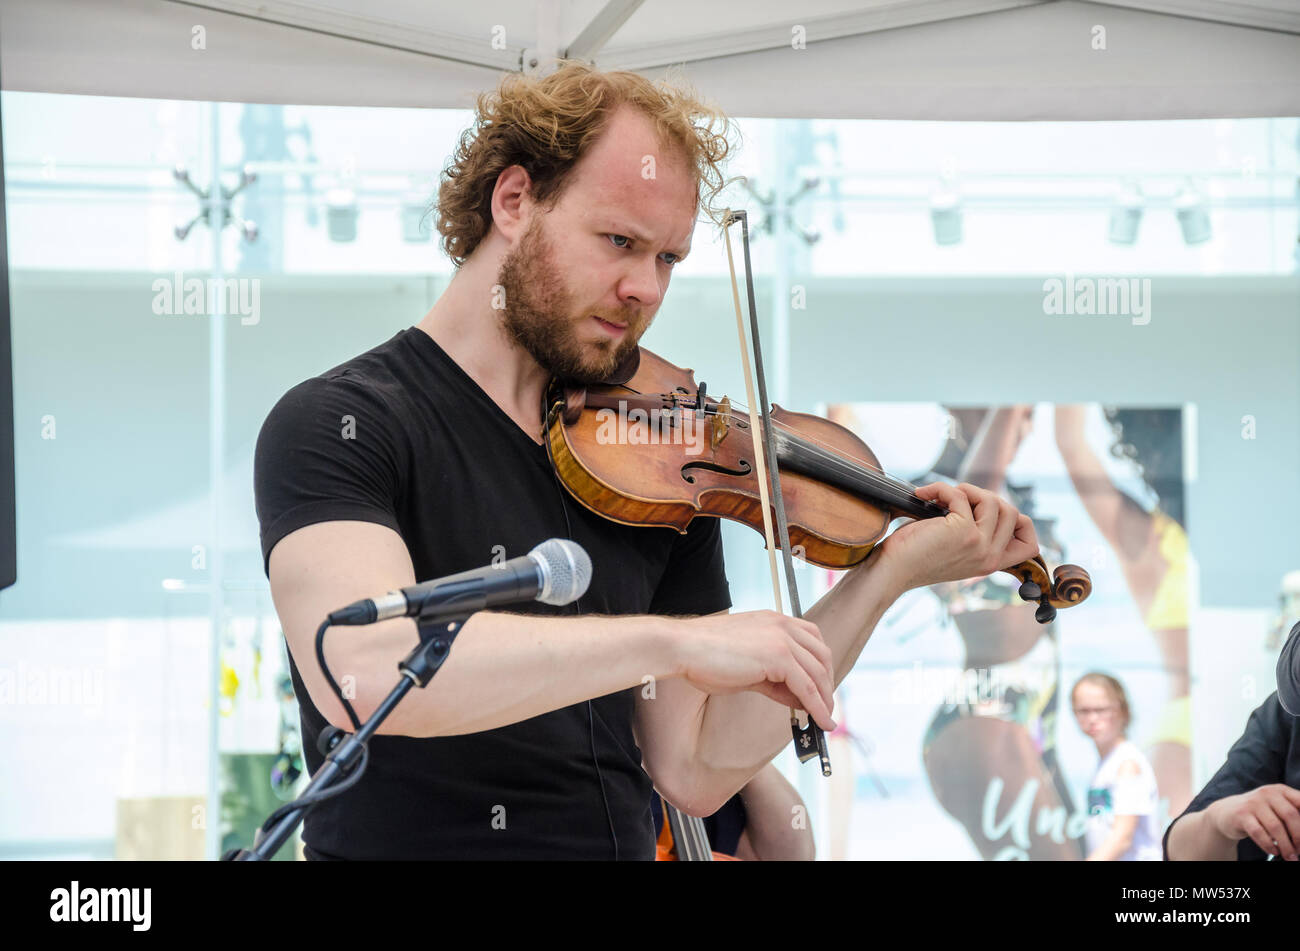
[254,60,1042,860]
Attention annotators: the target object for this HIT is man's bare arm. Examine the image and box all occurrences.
[1167,786,1300,861]
[699,542,904,768]
[1165,809,1239,861]
[270,520,831,742]
[733,762,815,861]
[638,545,904,814]
[270,520,680,737]
[640,480,1041,815]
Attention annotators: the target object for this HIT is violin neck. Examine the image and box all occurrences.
[773,429,946,521]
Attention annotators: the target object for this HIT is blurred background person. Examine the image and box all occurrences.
[1073,672,1163,860]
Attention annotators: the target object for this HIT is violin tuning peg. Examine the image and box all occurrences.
[1018,580,1041,602]
[1035,602,1057,625]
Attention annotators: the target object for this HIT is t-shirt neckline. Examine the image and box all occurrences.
[402,326,551,457]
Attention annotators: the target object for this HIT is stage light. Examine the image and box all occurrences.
[1108,182,1143,245]
[325,187,358,242]
[1174,182,1211,245]
[930,188,962,246]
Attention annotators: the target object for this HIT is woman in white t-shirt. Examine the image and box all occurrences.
[1072,673,1164,861]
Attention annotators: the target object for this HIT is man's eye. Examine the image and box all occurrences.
[607,234,678,266]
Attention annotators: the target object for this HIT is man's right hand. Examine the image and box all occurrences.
[1206,784,1300,860]
[671,610,836,731]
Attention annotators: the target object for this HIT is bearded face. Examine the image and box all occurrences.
[495,214,643,385]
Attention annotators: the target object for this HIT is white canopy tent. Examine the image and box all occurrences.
[1,0,1297,119]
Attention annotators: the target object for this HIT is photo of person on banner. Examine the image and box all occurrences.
[820,402,1190,860]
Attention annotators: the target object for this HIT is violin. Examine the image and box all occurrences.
[543,345,1092,620]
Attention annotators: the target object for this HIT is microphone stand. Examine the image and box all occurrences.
[222,605,474,861]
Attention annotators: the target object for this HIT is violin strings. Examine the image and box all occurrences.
[616,385,941,507]
[679,395,923,498]
[768,424,927,505]
[686,403,933,511]
[651,391,882,480]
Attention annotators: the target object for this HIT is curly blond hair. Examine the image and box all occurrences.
[434,59,739,268]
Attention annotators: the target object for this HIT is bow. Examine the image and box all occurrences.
[721,209,832,776]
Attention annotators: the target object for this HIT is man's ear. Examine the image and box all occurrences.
[491,164,535,243]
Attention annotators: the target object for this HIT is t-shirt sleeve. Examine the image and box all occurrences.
[1162,692,1289,860]
[1111,762,1155,817]
[254,374,407,577]
[646,516,731,617]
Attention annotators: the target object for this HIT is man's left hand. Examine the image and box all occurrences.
[877,481,1039,591]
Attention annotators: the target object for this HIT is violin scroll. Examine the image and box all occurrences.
[1010,556,1092,624]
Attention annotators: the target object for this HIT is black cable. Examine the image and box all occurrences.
[300,587,482,852]
[545,395,619,860]
[559,483,619,860]
[253,743,371,844]
[316,618,362,730]
[587,699,618,861]
[316,588,481,734]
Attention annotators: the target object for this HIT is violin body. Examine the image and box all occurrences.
[545,347,1091,618]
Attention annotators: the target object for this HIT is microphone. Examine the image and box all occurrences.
[1277,620,1300,717]
[327,538,591,626]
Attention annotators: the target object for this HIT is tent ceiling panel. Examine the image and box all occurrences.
[1,0,1296,119]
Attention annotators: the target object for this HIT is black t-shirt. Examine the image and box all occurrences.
[1163,691,1300,861]
[254,327,732,860]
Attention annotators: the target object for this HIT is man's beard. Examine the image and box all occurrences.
[496,217,641,385]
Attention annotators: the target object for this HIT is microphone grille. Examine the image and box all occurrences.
[530,538,592,606]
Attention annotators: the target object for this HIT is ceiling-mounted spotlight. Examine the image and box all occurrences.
[326,187,358,242]
[791,174,821,202]
[1108,181,1143,245]
[1174,182,1211,245]
[930,188,962,246]
[790,222,821,245]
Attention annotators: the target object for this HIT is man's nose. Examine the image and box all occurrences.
[619,255,663,310]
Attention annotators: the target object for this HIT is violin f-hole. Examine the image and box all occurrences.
[680,459,752,484]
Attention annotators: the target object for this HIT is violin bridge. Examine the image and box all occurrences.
[710,396,731,449]
[662,393,683,431]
